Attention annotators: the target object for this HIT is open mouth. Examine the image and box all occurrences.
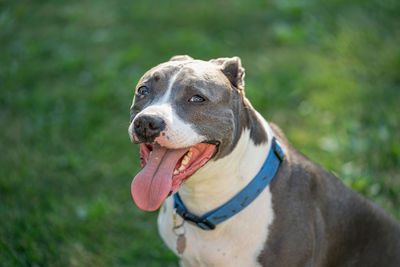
[131,142,217,211]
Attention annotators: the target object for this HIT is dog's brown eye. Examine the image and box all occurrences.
[189,95,206,103]
[137,86,149,96]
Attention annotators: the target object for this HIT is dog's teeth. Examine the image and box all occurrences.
[181,151,192,166]
[178,165,185,171]
[173,170,179,175]
[182,155,190,165]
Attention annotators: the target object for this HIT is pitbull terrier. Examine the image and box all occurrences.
[128,55,400,266]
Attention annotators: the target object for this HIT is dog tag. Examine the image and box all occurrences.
[176,234,186,254]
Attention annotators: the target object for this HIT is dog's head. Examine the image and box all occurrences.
[128,55,253,211]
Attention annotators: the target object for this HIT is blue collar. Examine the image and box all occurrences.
[173,137,285,231]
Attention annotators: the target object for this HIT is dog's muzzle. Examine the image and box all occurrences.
[133,115,166,143]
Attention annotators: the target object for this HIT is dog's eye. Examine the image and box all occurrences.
[189,95,206,103]
[137,86,149,96]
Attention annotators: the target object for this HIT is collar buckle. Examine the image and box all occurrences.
[175,206,215,230]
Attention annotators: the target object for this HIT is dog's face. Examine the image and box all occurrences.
[128,55,246,211]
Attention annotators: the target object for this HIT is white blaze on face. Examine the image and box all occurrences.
[128,68,206,148]
[134,103,206,148]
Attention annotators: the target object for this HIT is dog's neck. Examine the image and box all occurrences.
[179,111,274,215]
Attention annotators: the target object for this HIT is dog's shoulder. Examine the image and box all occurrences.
[263,122,400,267]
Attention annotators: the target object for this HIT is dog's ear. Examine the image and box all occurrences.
[169,55,193,61]
[210,57,245,90]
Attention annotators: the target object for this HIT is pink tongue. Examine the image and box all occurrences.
[131,146,188,211]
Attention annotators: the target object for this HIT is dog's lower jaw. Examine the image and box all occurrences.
[158,117,276,266]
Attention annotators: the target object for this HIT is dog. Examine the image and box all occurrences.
[128,55,400,266]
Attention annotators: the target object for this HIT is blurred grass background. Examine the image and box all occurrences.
[1,0,399,266]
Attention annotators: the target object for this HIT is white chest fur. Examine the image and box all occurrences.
[158,119,276,267]
[158,187,274,267]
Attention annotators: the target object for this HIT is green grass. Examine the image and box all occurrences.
[1,0,399,265]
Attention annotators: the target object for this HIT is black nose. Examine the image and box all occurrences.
[133,115,166,142]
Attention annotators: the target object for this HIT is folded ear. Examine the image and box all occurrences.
[169,55,194,61]
[210,56,245,90]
